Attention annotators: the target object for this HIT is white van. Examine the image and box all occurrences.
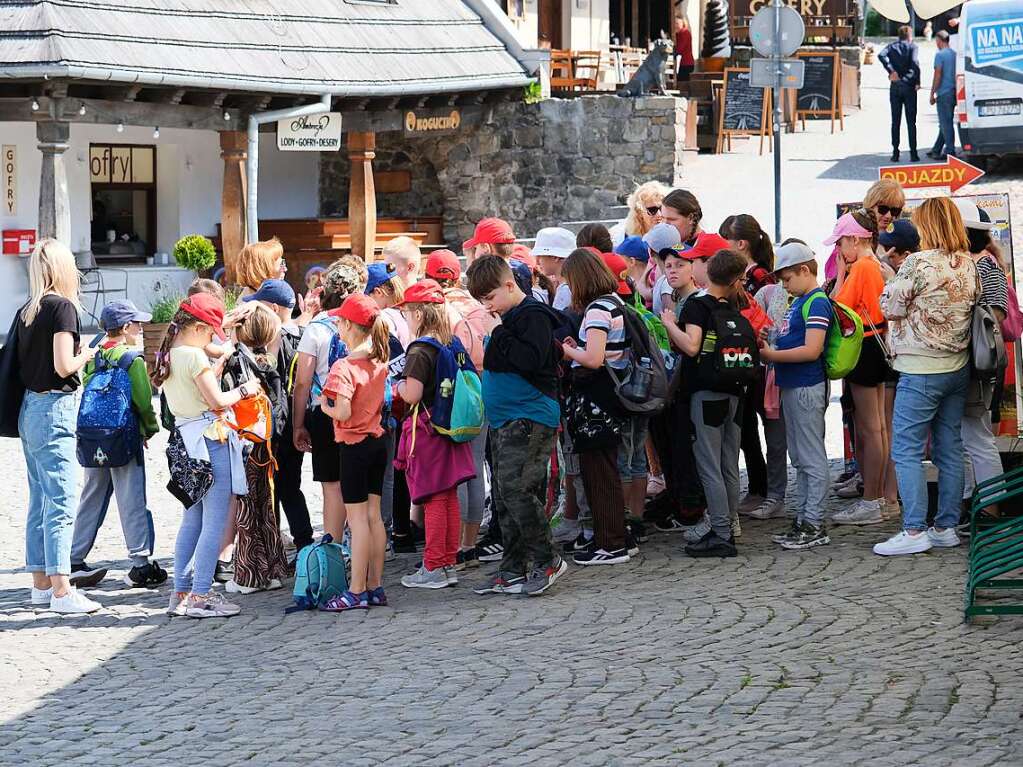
[956,0,1023,164]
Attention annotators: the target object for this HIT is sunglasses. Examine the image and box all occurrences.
[645,206,661,216]
[876,205,902,217]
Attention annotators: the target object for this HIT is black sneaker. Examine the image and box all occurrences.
[644,491,674,517]
[684,530,737,558]
[472,571,526,595]
[780,523,830,551]
[521,558,569,596]
[454,548,480,571]
[626,517,648,543]
[475,539,504,562]
[392,534,416,554]
[410,521,426,545]
[626,531,640,557]
[213,558,234,584]
[70,562,108,588]
[573,548,630,566]
[571,532,595,553]
[771,518,801,545]
[890,150,900,163]
[124,561,168,588]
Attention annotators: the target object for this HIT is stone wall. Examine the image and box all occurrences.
[319,94,687,248]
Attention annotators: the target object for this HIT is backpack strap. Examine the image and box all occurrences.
[116,351,142,372]
[312,544,329,605]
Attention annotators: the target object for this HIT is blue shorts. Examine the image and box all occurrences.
[617,416,649,481]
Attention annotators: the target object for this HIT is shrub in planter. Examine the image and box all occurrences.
[173,234,217,273]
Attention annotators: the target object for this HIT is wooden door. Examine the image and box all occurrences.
[539,0,563,49]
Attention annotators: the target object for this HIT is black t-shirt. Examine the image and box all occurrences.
[679,293,743,396]
[17,295,81,392]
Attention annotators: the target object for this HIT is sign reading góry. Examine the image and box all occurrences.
[404,109,462,136]
[277,113,343,151]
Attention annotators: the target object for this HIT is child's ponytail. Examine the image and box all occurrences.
[369,315,390,363]
[150,308,192,388]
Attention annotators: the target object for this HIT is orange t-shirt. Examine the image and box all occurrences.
[322,356,388,445]
[836,257,887,336]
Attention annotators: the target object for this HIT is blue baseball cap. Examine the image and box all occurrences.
[878,219,920,254]
[242,278,296,309]
[365,262,399,293]
[100,299,151,331]
[508,258,534,295]
[615,235,649,262]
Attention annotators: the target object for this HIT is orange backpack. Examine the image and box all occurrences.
[226,392,274,444]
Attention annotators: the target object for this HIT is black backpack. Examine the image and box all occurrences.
[0,309,25,438]
[696,296,760,392]
[596,296,670,416]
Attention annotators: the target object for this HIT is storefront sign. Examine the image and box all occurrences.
[404,109,462,135]
[277,113,343,151]
[2,145,15,216]
[90,145,155,184]
[748,0,830,15]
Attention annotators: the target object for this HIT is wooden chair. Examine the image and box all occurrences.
[550,49,578,93]
[572,50,602,90]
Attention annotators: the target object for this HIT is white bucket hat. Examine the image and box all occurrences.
[531,227,576,258]
[952,197,994,231]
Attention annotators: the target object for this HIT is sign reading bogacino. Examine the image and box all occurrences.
[277,113,343,152]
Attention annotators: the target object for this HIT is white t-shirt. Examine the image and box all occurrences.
[553,282,572,312]
[651,274,672,316]
[296,311,336,407]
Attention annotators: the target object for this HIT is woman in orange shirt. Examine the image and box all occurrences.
[829,209,893,526]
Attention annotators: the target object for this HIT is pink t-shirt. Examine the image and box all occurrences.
[322,356,388,445]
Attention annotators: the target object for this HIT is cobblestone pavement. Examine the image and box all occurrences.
[3,42,1023,767]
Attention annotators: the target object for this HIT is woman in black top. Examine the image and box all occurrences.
[17,239,98,614]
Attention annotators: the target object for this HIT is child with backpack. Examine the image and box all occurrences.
[154,294,254,618]
[466,256,568,595]
[70,300,165,589]
[319,294,392,609]
[395,280,478,588]
[425,249,496,569]
[221,308,289,594]
[672,249,757,559]
[759,243,833,550]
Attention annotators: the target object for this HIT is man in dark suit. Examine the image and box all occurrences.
[878,25,921,163]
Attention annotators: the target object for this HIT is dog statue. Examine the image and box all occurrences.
[617,39,673,97]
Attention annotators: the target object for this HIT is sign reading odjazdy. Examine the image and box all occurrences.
[277,113,343,151]
[404,109,462,135]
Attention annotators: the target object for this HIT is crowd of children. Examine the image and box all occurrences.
[9,178,1013,615]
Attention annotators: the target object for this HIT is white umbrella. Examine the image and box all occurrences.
[869,0,961,23]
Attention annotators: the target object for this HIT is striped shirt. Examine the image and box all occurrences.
[977,255,1009,315]
[577,295,628,368]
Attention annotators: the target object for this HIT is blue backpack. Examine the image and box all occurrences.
[288,534,349,612]
[310,316,348,399]
[76,350,142,468]
[412,336,484,443]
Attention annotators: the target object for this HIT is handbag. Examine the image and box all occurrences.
[165,427,214,509]
[971,302,1007,374]
[0,308,26,438]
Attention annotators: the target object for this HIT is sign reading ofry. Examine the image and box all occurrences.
[970,17,1023,68]
[2,145,15,216]
[277,113,342,151]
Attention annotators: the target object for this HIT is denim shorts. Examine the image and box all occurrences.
[617,416,649,480]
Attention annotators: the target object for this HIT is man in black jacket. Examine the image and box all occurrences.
[878,25,921,163]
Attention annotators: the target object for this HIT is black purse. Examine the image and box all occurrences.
[0,308,26,438]
[165,427,214,509]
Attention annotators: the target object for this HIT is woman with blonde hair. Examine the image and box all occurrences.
[610,180,671,247]
[17,239,99,613]
[863,178,907,235]
[236,237,286,294]
[874,197,978,556]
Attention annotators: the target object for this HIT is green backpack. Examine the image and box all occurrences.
[631,292,671,354]
[801,289,863,380]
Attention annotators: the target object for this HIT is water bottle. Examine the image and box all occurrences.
[622,356,653,403]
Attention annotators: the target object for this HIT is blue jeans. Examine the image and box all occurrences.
[20,391,80,576]
[173,438,234,595]
[931,92,956,157]
[617,416,649,481]
[71,461,154,568]
[891,365,969,531]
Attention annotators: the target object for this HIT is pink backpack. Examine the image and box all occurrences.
[988,255,1022,342]
[445,290,491,372]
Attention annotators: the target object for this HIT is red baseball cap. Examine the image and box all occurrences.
[600,252,633,296]
[329,293,380,326]
[681,232,732,260]
[511,243,537,270]
[179,293,226,340]
[397,279,446,306]
[424,249,461,281]
[462,217,516,251]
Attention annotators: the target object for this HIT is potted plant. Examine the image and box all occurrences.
[173,234,217,273]
[142,292,184,374]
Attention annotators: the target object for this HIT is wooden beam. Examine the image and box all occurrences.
[0,96,240,129]
[219,131,248,284]
[347,132,377,261]
[154,88,187,105]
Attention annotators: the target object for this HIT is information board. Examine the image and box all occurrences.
[795,51,843,132]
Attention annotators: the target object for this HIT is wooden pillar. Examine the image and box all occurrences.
[219,130,247,284]
[36,121,71,244]
[347,131,376,261]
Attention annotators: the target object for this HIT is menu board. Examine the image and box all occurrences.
[721,67,766,133]
[796,52,838,114]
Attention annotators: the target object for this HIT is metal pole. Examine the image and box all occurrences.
[772,0,783,243]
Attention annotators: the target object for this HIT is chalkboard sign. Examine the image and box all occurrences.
[721,68,765,132]
[795,51,843,132]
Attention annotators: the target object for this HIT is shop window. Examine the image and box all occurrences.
[89,144,156,263]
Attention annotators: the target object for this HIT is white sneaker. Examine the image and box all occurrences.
[832,499,884,526]
[167,591,189,616]
[747,498,786,520]
[737,494,765,515]
[682,517,712,543]
[49,588,101,614]
[185,592,241,618]
[646,474,666,497]
[873,530,933,556]
[731,515,742,538]
[31,586,53,606]
[927,527,961,548]
[551,515,581,544]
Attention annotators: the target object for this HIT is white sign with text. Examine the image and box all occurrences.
[277,113,343,151]
[2,145,16,216]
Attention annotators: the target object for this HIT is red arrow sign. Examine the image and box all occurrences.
[877,156,985,194]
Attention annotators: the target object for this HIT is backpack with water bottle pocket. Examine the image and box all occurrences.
[288,534,349,612]
[409,336,484,442]
[76,349,142,468]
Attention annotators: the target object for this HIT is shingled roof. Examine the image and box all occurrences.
[0,0,533,96]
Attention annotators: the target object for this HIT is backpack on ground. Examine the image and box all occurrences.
[76,350,142,468]
[411,336,484,442]
[602,296,669,415]
[800,290,864,380]
[697,296,760,390]
[310,316,347,398]
[288,534,349,612]
[0,309,25,438]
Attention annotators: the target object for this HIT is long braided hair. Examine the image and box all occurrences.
[150,308,206,388]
